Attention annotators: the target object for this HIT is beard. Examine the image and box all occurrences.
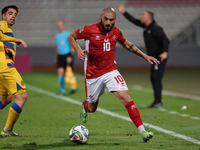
[100,20,115,32]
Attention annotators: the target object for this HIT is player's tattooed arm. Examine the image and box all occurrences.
[118,40,160,65]
[118,40,138,54]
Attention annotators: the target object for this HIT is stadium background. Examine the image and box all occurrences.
[1,0,200,71]
[1,1,200,149]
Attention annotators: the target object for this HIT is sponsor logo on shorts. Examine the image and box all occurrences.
[121,82,125,87]
[89,95,93,99]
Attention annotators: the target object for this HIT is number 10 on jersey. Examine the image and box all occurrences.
[103,42,110,51]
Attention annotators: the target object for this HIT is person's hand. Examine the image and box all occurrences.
[14,38,28,48]
[117,4,125,14]
[159,51,168,62]
[78,49,87,60]
[144,55,160,65]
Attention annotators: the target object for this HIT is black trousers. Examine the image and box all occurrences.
[150,59,167,103]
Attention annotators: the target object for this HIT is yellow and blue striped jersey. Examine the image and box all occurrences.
[0,20,16,67]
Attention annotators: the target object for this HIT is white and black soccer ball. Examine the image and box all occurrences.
[69,125,89,144]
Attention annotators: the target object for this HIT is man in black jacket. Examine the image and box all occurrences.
[117,4,170,108]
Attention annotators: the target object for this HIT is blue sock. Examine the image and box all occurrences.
[58,76,65,94]
[11,102,22,114]
[0,101,5,110]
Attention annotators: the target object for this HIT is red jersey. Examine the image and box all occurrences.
[75,22,126,79]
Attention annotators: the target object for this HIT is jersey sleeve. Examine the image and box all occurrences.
[0,21,15,42]
[117,29,126,44]
[75,26,90,40]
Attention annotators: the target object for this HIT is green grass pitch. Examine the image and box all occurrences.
[0,69,200,150]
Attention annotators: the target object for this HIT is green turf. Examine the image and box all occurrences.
[0,69,200,150]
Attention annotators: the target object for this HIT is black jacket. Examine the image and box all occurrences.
[123,12,170,58]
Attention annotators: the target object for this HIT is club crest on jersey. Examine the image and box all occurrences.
[21,81,25,86]
[112,35,116,40]
[0,24,2,28]
[96,36,100,40]
[104,38,109,42]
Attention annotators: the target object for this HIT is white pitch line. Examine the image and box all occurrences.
[26,83,200,145]
[179,114,190,117]
[132,85,200,101]
[159,108,167,111]
[190,117,200,120]
[169,111,179,114]
[158,108,200,120]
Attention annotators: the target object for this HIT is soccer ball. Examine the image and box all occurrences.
[69,125,89,144]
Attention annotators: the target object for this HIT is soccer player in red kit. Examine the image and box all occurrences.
[68,7,160,142]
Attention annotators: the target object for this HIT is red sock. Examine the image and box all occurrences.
[83,100,91,112]
[125,101,143,128]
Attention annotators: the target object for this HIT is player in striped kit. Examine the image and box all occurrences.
[0,5,28,136]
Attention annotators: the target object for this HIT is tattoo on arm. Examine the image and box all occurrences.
[127,43,138,54]
[134,48,138,54]
[127,44,133,51]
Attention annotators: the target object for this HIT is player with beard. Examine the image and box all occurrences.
[68,8,160,142]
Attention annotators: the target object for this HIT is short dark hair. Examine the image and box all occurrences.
[1,5,19,16]
[146,10,154,20]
